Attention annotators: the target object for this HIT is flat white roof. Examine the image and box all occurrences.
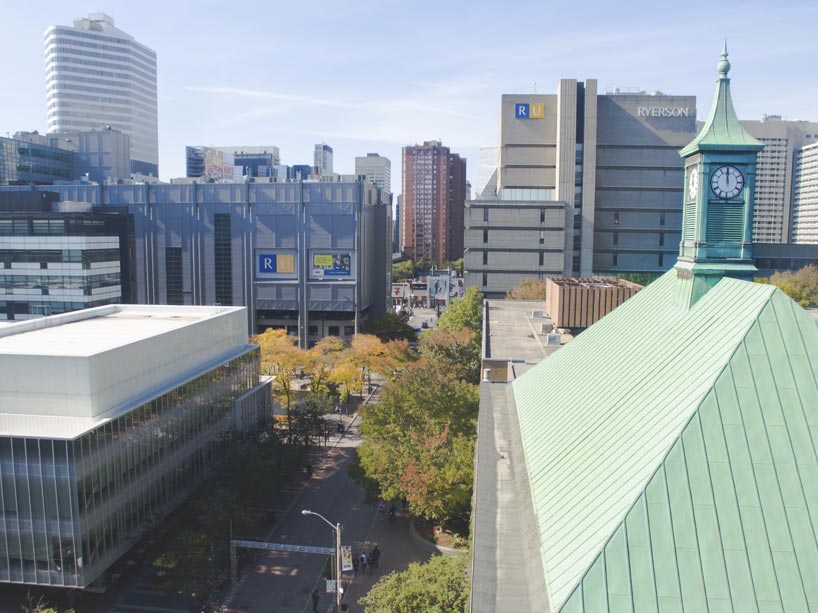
[0,305,252,438]
[0,305,241,357]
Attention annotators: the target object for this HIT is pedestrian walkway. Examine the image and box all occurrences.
[339,502,431,612]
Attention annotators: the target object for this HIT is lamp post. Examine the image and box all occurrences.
[301,509,342,612]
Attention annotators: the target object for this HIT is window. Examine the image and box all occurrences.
[539,252,544,266]
[614,211,620,225]
[483,208,489,222]
[613,232,619,246]
[539,230,545,245]
[540,208,545,223]
[482,272,488,287]
[328,326,340,336]
[658,253,664,267]
[214,214,233,305]
[482,251,488,265]
[165,247,183,305]
[344,325,355,335]
[660,212,666,226]
[308,325,318,335]
[483,228,488,244]
[659,233,664,246]
[612,253,618,266]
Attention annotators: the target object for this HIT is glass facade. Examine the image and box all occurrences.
[0,137,72,185]
[0,349,259,587]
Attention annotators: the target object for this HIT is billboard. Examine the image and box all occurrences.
[449,278,465,300]
[427,276,450,302]
[256,251,297,279]
[311,252,352,279]
[391,283,409,299]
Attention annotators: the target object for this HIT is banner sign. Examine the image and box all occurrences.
[258,253,295,275]
[392,283,409,299]
[312,252,352,278]
[341,546,353,571]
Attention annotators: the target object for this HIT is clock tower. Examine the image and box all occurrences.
[675,43,764,307]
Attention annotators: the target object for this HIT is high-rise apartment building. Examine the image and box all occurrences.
[314,143,333,176]
[45,13,159,176]
[401,141,467,265]
[791,142,818,243]
[740,116,818,243]
[355,153,391,194]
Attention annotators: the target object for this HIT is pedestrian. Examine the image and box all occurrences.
[360,551,368,574]
[311,589,319,612]
[352,553,359,576]
[377,499,385,519]
[371,545,380,568]
[388,503,396,522]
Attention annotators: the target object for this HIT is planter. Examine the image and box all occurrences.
[409,518,468,556]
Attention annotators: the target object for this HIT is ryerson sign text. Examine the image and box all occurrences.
[637,107,690,117]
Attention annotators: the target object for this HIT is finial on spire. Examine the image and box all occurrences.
[717,40,731,78]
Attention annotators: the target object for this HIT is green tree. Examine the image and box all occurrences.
[756,264,818,307]
[438,286,483,344]
[419,328,480,384]
[290,392,334,446]
[506,278,547,300]
[392,260,415,282]
[253,328,307,439]
[358,360,478,522]
[446,258,464,275]
[359,553,469,613]
[363,313,417,342]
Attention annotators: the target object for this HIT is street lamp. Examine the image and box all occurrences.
[301,509,342,612]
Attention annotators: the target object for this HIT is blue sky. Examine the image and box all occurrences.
[2,0,817,193]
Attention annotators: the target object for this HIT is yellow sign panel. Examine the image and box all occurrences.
[277,254,295,273]
[313,254,334,268]
[529,103,544,119]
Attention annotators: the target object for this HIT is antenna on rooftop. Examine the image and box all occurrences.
[533,81,538,94]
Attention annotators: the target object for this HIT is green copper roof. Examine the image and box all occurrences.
[513,270,818,611]
[679,44,763,156]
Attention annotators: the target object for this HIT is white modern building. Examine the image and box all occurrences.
[45,13,159,176]
[791,142,818,243]
[314,143,333,176]
[355,153,391,194]
[742,115,818,243]
[0,305,271,588]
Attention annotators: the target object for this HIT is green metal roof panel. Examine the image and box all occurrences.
[544,281,818,612]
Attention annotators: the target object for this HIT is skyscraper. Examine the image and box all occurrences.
[791,142,818,243]
[355,153,391,194]
[45,13,159,176]
[313,143,333,176]
[401,140,467,265]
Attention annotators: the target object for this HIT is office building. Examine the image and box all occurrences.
[45,13,159,175]
[741,115,818,242]
[471,49,818,612]
[0,136,73,185]
[313,143,333,177]
[791,142,818,243]
[50,127,131,183]
[394,195,401,253]
[355,153,391,194]
[0,304,270,588]
[0,199,127,320]
[1,180,391,347]
[185,146,234,181]
[401,140,467,265]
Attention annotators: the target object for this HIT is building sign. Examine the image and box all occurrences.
[637,106,690,117]
[515,103,544,119]
[258,253,295,274]
[311,252,352,278]
[341,546,353,572]
[392,283,409,299]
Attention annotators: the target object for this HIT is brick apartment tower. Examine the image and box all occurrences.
[401,140,467,265]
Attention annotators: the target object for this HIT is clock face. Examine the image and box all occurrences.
[688,167,699,200]
[710,165,745,199]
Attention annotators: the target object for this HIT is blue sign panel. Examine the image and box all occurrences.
[258,253,277,273]
[515,103,529,119]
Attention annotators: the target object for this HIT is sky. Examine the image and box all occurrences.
[2,0,817,195]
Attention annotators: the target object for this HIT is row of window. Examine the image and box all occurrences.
[0,249,119,265]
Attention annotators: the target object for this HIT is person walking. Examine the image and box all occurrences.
[360,551,368,575]
[388,503,396,523]
[371,545,380,568]
[377,499,385,520]
[311,589,320,612]
[352,553,359,576]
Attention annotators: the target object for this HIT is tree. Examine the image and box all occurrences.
[290,392,334,447]
[446,258,464,275]
[351,333,385,394]
[757,264,818,307]
[306,336,344,393]
[378,339,418,381]
[358,360,478,522]
[359,553,469,613]
[253,328,307,438]
[506,278,547,300]
[418,328,480,384]
[363,313,417,343]
[438,286,483,344]
[392,260,416,283]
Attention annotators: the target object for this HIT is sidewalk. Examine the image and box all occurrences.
[339,503,431,612]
